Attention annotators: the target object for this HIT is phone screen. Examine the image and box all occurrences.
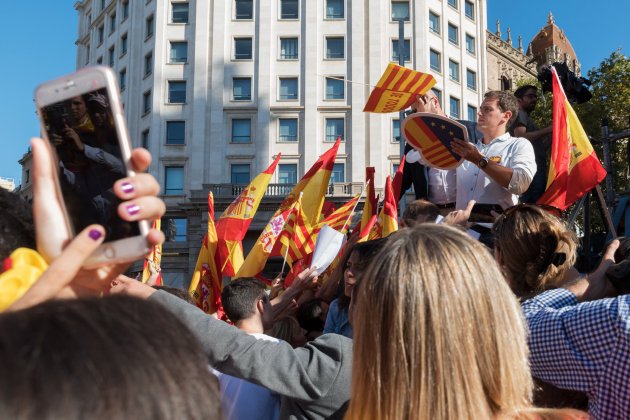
[40,87,140,242]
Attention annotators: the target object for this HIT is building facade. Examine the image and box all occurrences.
[73,0,487,285]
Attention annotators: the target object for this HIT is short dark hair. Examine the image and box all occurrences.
[0,295,221,419]
[152,285,196,305]
[0,188,35,263]
[402,199,440,227]
[296,298,325,333]
[484,90,519,127]
[221,278,267,323]
[513,84,538,99]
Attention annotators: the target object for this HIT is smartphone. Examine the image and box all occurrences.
[35,66,149,267]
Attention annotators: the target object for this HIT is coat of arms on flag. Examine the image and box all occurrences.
[401,112,468,170]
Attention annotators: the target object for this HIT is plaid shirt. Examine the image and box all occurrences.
[523,289,630,419]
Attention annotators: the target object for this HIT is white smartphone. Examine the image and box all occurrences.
[34,66,150,267]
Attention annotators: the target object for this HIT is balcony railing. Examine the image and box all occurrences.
[192,183,363,199]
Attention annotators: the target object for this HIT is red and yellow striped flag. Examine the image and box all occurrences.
[141,219,162,285]
[358,168,378,236]
[237,140,340,277]
[363,64,436,113]
[369,176,399,239]
[537,67,607,211]
[279,195,314,267]
[188,193,224,316]
[319,193,360,234]
[215,155,281,277]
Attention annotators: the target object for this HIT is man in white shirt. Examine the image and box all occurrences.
[451,91,536,217]
[215,278,280,420]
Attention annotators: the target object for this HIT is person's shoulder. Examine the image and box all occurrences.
[308,333,353,355]
[250,332,281,343]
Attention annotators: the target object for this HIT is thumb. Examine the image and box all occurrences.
[8,225,105,311]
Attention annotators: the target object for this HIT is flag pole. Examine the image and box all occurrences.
[341,181,368,233]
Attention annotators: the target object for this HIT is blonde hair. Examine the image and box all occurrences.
[346,225,535,419]
[493,205,577,298]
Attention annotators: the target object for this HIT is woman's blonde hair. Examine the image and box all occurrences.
[493,205,577,297]
[346,224,534,420]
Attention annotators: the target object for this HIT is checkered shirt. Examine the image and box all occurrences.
[523,289,630,419]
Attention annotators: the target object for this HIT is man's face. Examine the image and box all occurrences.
[477,98,511,131]
[518,89,538,113]
[69,96,87,121]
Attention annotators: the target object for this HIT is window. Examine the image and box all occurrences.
[87,10,92,26]
[97,56,103,64]
[391,1,410,21]
[97,24,104,45]
[165,166,185,195]
[448,23,459,45]
[109,13,116,33]
[433,88,442,108]
[168,81,187,103]
[234,37,253,60]
[326,0,344,19]
[146,15,154,39]
[467,105,477,122]
[163,217,187,242]
[166,121,186,144]
[143,91,152,114]
[235,0,253,19]
[119,68,126,91]
[279,118,298,142]
[280,37,298,59]
[429,49,441,72]
[231,164,251,184]
[325,77,344,100]
[231,119,252,143]
[447,0,458,9]
[466,69,477,91]
[325,118,344,141]
[391,39,410,62]
[466,34,476,55]
[144,52,153,76]
[108,46,115,65]
[120,33,128,56]
[100,0,106,10]
[448,59,460,82]
[392,119,400,143]
[278,164,298,184]
[392,164,399,177]
[233,78,252,101]
[325,36,344,59]
[85,44,90,64]
[25,169,30,185]
[169,41,188,63]
[429,11,440,34]
[449,96,460,119]
[465,0,474,20]
[122,0,129,20]
[279,77,298,100]
[171,2,189,23]
[331,163,345,183]
[280,0,298,19]
[141,129,150,148]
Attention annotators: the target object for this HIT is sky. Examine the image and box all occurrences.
[0,1,628,186]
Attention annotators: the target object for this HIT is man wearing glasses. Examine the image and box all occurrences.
[510,85,553,203]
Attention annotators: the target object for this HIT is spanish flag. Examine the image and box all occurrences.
[363,64,436,113]
[537,67,607,211]
[392,155,406,201]
[188,193,224,316]
[236,140,340,277]
[141,219,162,285]
[358,168,378,236]
[215,155,281,277]
[369,176,398,239]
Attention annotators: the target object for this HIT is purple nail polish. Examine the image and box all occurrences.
[88,229,103,240]
[121,182,135,194]
[126,204,141,216]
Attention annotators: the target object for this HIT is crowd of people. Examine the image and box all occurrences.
[0,87,629,420]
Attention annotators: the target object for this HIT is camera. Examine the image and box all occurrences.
[537,62,592,104]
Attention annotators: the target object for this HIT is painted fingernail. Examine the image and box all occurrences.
[126,204,141,216]
[120,181,135,195]
[88,229,103,240]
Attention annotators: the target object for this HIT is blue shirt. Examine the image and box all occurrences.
[323,299,352,338]
[523,289,630,419]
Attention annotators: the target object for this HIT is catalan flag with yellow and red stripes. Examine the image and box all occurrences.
[537,67,606,211]
[279,195,314,267]
[363,64,436,113]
